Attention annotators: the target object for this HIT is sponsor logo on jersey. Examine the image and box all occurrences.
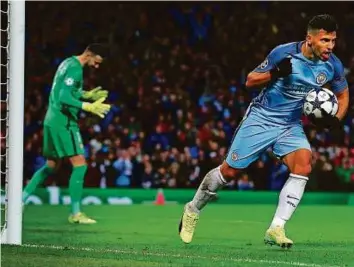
[283,85,316,97]
[316,73,327,85]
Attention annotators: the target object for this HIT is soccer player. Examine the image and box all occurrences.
[22,44,111,224]
[179,14,349,247]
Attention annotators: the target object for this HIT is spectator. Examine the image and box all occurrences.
[12,2,354,192]
[335,157,354,191]
[237,173,255,191]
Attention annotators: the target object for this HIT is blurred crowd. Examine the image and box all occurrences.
[2,2,354,191]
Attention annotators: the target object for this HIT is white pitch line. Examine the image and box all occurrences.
[19,243,342,267]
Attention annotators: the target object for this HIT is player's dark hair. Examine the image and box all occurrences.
[86,43,109,58]
[307,14,338,32]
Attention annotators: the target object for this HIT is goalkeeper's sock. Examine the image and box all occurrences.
[189,166,227,212]
[22,165,55,202]
[270,173,308,229]
[69,165,87,215]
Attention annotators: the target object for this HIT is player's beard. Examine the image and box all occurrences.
[308,44,319,61]
[311,46,329,62]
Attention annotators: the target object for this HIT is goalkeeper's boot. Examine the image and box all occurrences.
[68,212,97,224]
[264,226,293,249]
[178,203,199,244]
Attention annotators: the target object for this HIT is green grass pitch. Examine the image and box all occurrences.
[2,204,354,267]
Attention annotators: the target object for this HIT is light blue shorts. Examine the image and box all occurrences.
[225,108,311,169]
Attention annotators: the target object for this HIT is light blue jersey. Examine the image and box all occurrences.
[251,41,347,124]
[226,41,348,169]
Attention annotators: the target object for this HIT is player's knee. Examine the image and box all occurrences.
[220,161,240,181]
[46,159,58,170]
[292,164,312,177]
[70,155,87,167]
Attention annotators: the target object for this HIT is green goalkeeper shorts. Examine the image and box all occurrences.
[43,126,84,158]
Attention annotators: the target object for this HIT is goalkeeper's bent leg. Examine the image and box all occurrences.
[22,163,55,202]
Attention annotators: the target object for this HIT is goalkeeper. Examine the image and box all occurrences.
[22,43,111,224]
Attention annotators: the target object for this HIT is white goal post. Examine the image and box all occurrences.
[1,0,25,245]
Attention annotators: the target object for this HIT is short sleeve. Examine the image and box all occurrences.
[253,45,288,73]
[57,65,83,108]
[63,68,82,91]
[252,42,300,73]
[329,57,348,94]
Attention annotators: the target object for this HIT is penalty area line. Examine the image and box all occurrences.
[21,243,340,267]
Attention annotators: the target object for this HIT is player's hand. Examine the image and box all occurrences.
[270,57,292,79]
[308,112,341,131]
[82,86,108,101]
[309,112,343,143]
[82,97,111,118]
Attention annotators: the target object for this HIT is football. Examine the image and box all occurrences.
[303,88,338,119]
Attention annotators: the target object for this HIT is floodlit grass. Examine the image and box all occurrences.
[2,205,354,267]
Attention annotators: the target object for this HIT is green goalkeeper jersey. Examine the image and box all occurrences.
[44,56,84,129]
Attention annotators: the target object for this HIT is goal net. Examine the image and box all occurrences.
[1,0,25,245]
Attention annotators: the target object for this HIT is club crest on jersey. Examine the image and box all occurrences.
[65,77,74,86]
[231,152,238,161]
[316,73,327,85]
[259,59,268,69]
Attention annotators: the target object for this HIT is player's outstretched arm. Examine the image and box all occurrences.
[59,86,84,109]
[59,72,86,109]
[58,82,111,118]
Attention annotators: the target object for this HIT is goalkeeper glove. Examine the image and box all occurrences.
[82,86,108,101]
[309,112,343,143]
[308,112,341,131]
[82,97,111,118]
[309,111,343,140]
[270,57,293,80]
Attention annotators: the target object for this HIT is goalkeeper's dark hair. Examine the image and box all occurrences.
[307,14,338,32]
[86,43,109,58]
